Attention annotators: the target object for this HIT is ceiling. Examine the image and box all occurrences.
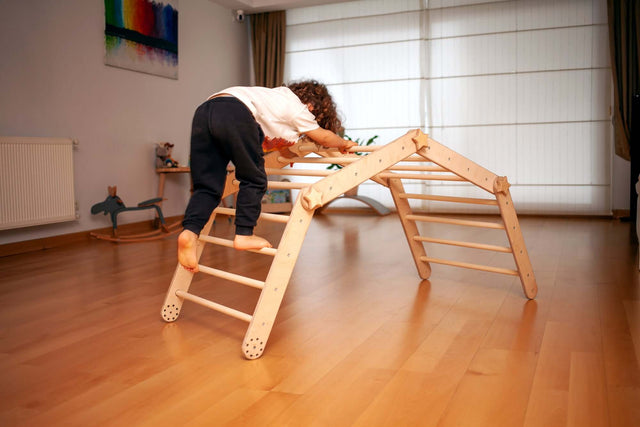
[209,0,353,14]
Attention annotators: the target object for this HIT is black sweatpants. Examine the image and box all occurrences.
[182,97,267,236]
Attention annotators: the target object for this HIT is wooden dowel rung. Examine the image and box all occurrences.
[420,256,519,276]
[388,165,445,172]
[297,145,381,153]
[402,155,433,162]
[231,179,309,190]
[277,156,358,165]
[265,168,332,177]
[176,290,252,322]
[413,236,512,253]
[214,206,237,216]
[406,214,505,229]
[279,154,428,164]
[197,264,265,289]
[258,212,291,223]
[378,172,464,181]
[346,146,380,152]
[400,193,498,205]
[199,235,277,256]
[214,207,290,223]
[267,181,310,190]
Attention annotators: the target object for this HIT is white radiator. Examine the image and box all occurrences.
[0,136,77,231]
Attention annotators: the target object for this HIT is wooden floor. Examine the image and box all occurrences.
[1,213,639,426]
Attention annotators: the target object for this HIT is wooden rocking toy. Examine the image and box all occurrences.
[161,130,538,359]
[90,186,180,242]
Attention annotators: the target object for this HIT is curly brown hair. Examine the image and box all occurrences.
[287,80,342,134]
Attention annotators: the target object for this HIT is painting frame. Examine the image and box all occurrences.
[104,0,179,80]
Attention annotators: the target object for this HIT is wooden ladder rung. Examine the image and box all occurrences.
[346,146,380,153]
[406,214,505,229]
[400,155,433,162]
[413,236,512,253]
[278,156,359,165]
[378,172,464,181]
[265,168,332,177]
[388,165,446,172]
[214,207,290,224]
[420,256,519,276]
[199,235,277,256]
[297,145,381,153]
[267,181,310,190]
[400,193,498,206]
[278,154,437,166]
[231,179,310,190]
[197,264,265,289]
[175,290,252,322]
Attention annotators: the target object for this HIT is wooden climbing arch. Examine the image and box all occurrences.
[161,129,537,359]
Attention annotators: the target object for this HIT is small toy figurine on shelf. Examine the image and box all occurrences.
[156,142,180,168]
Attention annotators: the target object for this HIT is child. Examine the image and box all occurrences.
[178,80,356,272]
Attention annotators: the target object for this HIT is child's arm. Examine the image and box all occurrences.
[305,128,357,153]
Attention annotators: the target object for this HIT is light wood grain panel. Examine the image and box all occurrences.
[437,348,538,427]
[0,215,638,426]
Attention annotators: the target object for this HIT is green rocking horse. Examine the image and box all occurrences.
[90,186,180,242]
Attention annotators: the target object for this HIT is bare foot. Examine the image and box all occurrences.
[178,230,199,272]
[233,234,272,251]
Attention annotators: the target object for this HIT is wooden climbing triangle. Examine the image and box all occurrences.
[161,129,537,359]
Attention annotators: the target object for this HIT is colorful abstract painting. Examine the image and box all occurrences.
[104,0,178,79]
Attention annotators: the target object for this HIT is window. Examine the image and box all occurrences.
[285,0,612,214]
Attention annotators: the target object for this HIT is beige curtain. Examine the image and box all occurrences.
[250,11,286,88]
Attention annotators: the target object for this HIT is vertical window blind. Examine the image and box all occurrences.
[285,0,612,214]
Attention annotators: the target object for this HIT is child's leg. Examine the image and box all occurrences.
[210,98,271,250]
[179,100,229,272]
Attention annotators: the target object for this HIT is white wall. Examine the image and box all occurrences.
[0,0,250,244]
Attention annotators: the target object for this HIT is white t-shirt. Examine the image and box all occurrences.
[210,86,320,147]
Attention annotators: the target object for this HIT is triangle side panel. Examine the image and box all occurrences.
[496,189,538,299]
[419,138,497,193]
[388,177,431,279]
[242,198,315,359]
